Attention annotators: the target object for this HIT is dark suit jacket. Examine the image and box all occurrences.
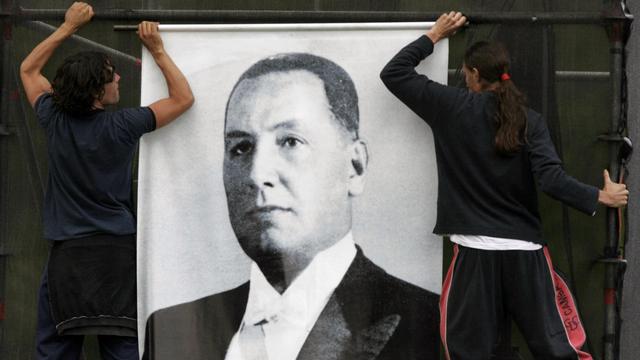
[143,249,440,359]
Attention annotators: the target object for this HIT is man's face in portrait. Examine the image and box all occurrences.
[223,69,365,264]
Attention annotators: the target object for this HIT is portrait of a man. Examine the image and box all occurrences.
[143,53,440,360]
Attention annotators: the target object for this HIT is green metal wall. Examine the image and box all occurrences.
[0,0,621,359]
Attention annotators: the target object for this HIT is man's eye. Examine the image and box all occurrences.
[282,137,302,148]
[230,141,253,156]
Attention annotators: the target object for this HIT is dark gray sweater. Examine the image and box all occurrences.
[380,35,598,244]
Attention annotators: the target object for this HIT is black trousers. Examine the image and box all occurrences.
[440,245,592,360]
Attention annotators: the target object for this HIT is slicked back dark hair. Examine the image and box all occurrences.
[52,51,115,115]
[225,53,360,138]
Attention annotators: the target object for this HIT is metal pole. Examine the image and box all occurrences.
[602,2,632,360]
[448,69,610,81]
[449,69,610,81]
[604,32,622,360]
[2,8,633,24]
[22,21,138,65]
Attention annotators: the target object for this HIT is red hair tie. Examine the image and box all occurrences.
[500,73,511,81]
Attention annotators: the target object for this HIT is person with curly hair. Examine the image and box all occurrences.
[19,2,194,359]
[50,50,118,115]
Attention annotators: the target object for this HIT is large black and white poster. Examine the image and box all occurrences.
[138,23,447,359]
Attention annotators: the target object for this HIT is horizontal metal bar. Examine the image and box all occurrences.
[598,134,627,142]
[597,258,628,264]
[23,21,139,65]
[3,8,633,24]
[19,20,613,82]
[555,70,610,80]
[118,22,440,32]
[447,69,609,81]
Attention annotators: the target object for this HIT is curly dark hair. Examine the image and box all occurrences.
[51,51,115,115]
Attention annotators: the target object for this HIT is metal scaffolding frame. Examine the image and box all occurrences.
[2,7,633,24]
[0,3,634,360]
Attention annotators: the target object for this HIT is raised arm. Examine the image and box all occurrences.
[20,2,94,107]
[379,12,467,126]
[138,22,194,128]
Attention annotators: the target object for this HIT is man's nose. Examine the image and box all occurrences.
[249,143,277,189]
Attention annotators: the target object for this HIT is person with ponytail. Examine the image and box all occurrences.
[380,11,628,360]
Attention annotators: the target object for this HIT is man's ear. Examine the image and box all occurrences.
[348,139,368,197]
[471,67,481,82]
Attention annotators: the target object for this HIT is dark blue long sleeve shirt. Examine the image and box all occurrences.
[380,35,598,244]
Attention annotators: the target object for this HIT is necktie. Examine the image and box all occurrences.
[239,319,269,360]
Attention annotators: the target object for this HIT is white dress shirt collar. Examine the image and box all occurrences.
[225,232,357,360]
[243,231,357,326]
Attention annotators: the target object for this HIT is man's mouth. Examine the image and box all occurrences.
[245,206,294,222]
[247,206,292,216]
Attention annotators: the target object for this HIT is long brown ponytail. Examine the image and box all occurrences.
[464,41,527,154]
